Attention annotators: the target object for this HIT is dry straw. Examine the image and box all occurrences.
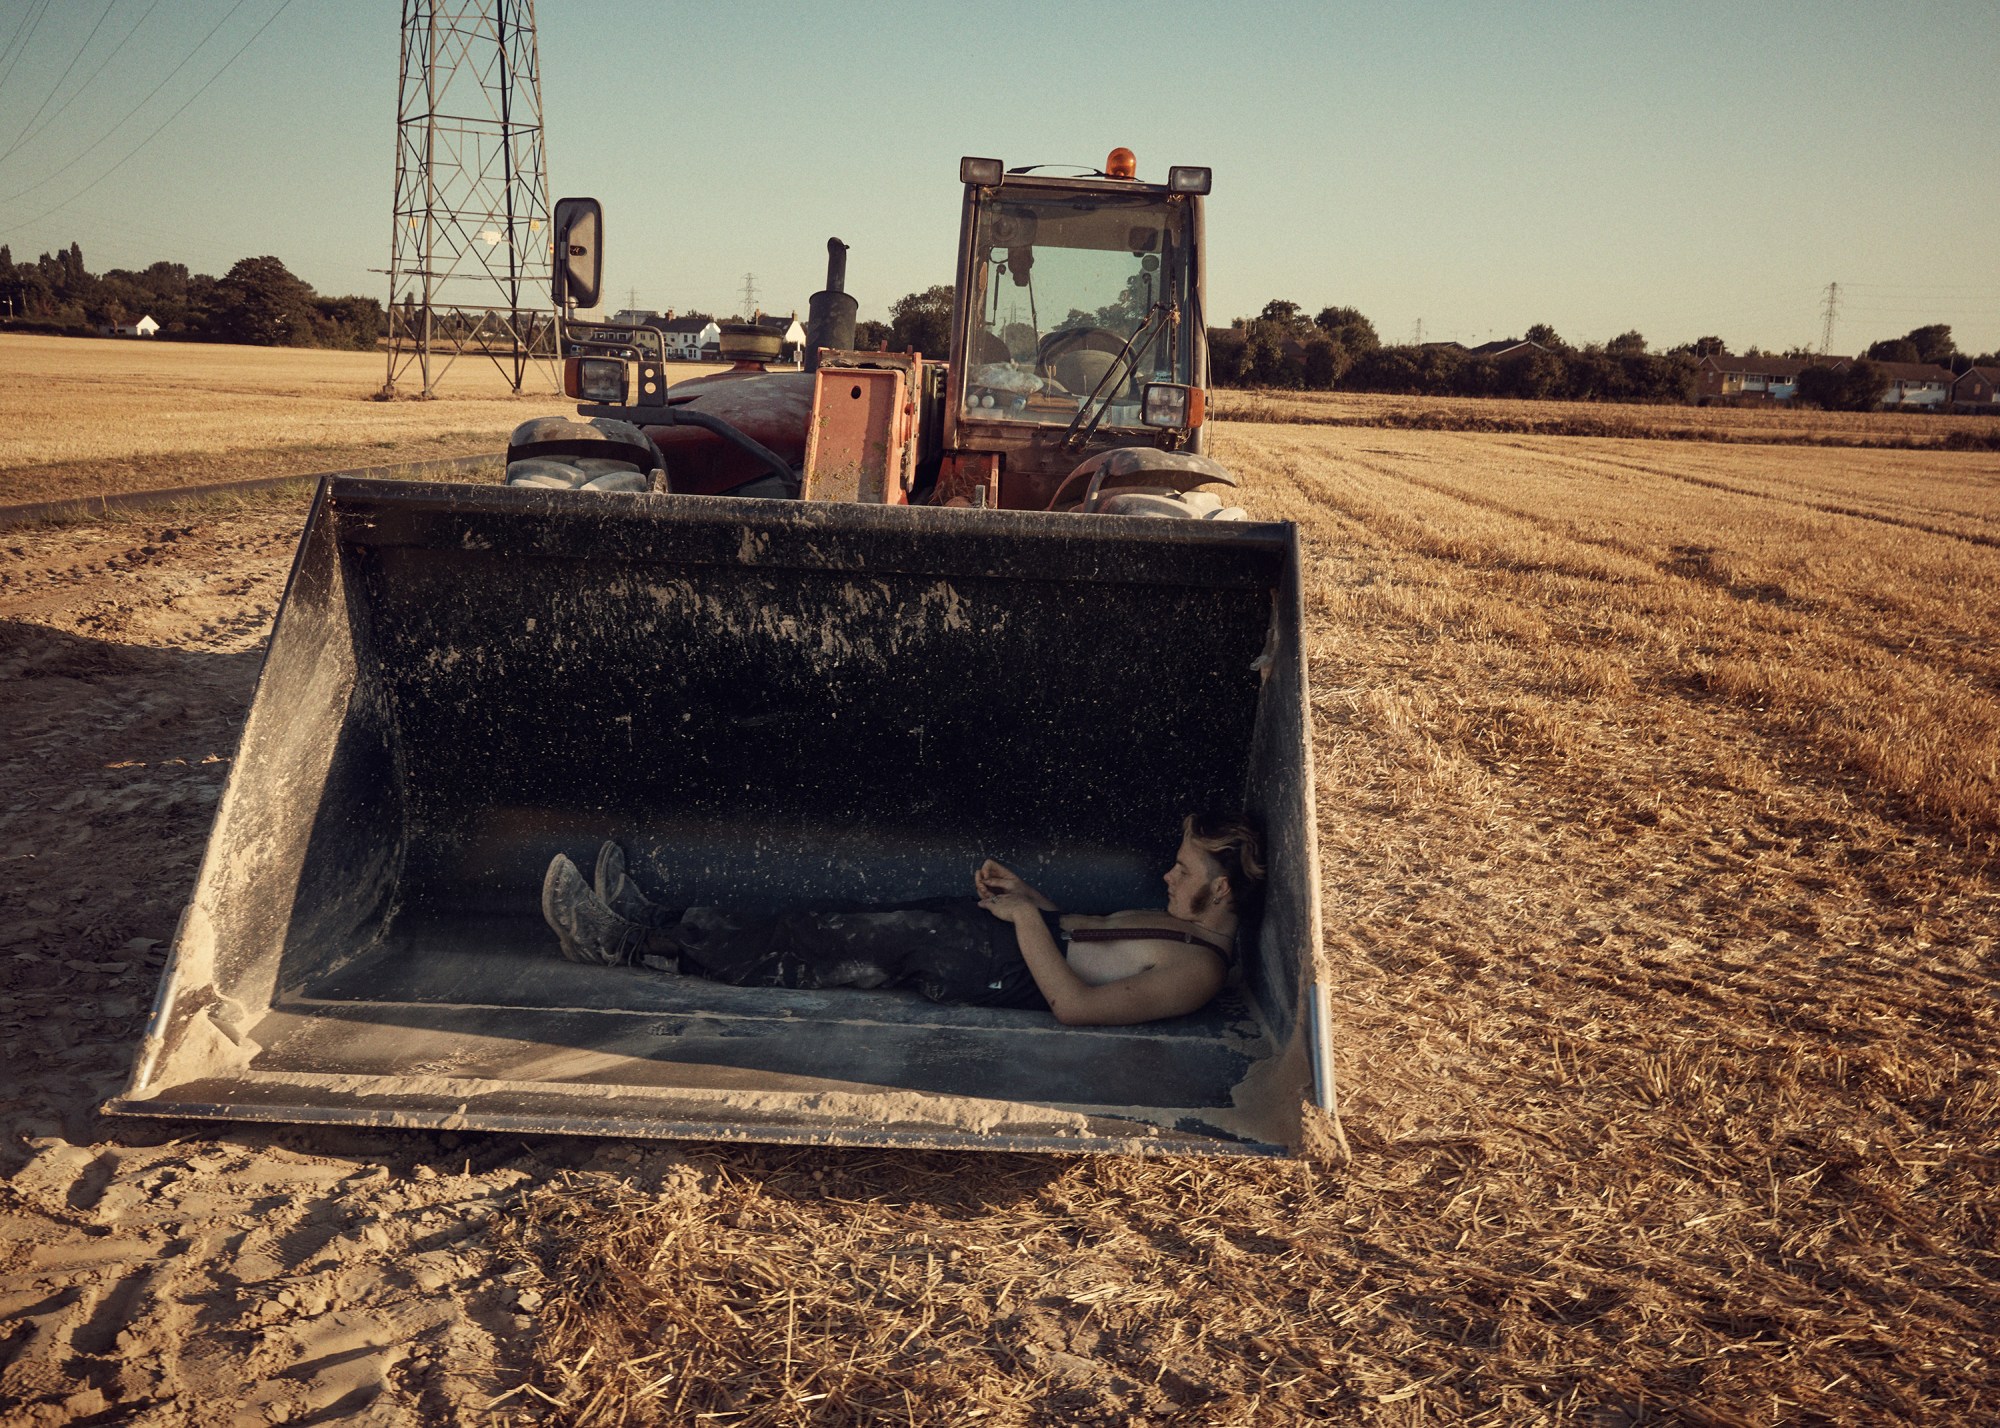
[490,421,2000,1424]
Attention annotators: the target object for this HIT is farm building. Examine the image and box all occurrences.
[107,315,160,338]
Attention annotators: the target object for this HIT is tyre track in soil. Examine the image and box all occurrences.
[0,502,592,1427]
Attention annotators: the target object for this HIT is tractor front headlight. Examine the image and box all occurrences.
[1142,383,1205,430]
[577,358,627,404]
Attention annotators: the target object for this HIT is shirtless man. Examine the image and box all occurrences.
[540,813,1264,1027]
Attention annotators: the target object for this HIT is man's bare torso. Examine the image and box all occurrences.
[1057,911,1231,986]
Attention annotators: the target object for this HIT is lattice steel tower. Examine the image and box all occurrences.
[384,0,555,398]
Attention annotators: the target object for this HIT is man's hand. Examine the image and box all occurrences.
[977,889,1044,925]
[974,859,1057,911]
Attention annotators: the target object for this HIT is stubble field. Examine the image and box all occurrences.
[1,343,1997,1425]
[0,334,732,508]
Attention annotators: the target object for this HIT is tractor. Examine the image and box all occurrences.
[506,148,1244,519]
[111,151,1334,1158]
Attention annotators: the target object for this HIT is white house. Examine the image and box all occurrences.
[112,315,159,337]
[656,315,720,360]
[752,311,808,364]
[611,310,721,360]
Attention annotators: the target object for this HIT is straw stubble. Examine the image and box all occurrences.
[491,419,2000,1424]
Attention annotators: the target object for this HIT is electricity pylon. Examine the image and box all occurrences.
[383,0,556,398]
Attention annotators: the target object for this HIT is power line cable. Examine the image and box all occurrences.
[0,1,41,72]
[0,0,164,168]
[0,0,251,207]
[0,0,116,164]
[6,0,298,235]
[0,0,53,96]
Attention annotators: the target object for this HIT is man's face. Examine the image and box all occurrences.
[1164,836,1226,921]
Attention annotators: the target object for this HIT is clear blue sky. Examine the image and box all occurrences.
[2,0,1996,354]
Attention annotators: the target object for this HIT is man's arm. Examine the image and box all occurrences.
[979,892,1224,1026]
[974,859,1056,911]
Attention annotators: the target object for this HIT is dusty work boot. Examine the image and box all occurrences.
[593,841,675,927]
[542,854,649,966]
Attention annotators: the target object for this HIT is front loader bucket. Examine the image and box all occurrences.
[111,480,1328,1156]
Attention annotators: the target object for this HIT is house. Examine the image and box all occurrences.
[654,315,720,360]
[1696,354,1843,404]
[109,315,160,338]
[1869,361,1955,409]
[609,309,721,359]
[1464,338,1547,360]
[1951,366,2000,407]
[751,311,807,364]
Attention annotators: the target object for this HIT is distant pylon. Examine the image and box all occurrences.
[1819,282,1840,356]
[740,272,760,320]
[383,1,556,398]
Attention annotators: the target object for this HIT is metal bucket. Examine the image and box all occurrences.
[109,479,1328,1155]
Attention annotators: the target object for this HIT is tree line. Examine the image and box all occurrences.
[1207,301,2000,409]
[0,243,385,350]
[868,284,1999,412]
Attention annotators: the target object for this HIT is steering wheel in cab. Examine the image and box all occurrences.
[1036,327,1128,397]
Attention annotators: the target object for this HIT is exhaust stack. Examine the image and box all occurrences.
[803,237,858,372]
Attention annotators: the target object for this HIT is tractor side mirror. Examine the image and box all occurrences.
[552,197,602,310]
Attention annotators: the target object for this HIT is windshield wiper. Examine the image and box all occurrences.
[1059,303,1172,453]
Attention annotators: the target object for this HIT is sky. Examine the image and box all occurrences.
[1,0,1996,355]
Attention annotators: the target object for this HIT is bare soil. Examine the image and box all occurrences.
[2,419,1997,1424]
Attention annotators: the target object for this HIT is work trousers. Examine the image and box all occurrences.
[638,896,1050,1010]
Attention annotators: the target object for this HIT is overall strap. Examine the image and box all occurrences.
[1062,925,1234,963]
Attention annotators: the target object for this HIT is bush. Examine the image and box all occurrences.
[1795,360,1891,411]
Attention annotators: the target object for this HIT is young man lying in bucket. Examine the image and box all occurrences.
[539,814,1264,1026]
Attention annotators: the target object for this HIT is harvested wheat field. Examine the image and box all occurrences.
[2,415,1997,1424]
[1213,387,2000,450]
[0,334,730,508]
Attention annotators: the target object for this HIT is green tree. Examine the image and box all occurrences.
[1863,337,1919,363]
[311,294,386,350]
[1207,326,1247,386]
[1606,329,1647,356]
[1256,299,1312,335]
[1902,324,1955,364]
[1506,349,1567,398]
[888,284,953,357]
[1795,360,1889,411]
[1313,305,1378,354]
[852,318,892,350]
[1523,322,1564,350]
[213,256,319,345]
[1237,319,1303,387]
[1301,332,1348,389]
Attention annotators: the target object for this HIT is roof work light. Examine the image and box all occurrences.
[1105,147,1138,180]
[1167,166,1213,195]
[960,156,1004,186]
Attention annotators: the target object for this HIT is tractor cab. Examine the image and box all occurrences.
[531,150,1229,516]
[945,151,1214,510]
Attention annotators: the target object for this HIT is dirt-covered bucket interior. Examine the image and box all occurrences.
[114,482,1322,1154]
